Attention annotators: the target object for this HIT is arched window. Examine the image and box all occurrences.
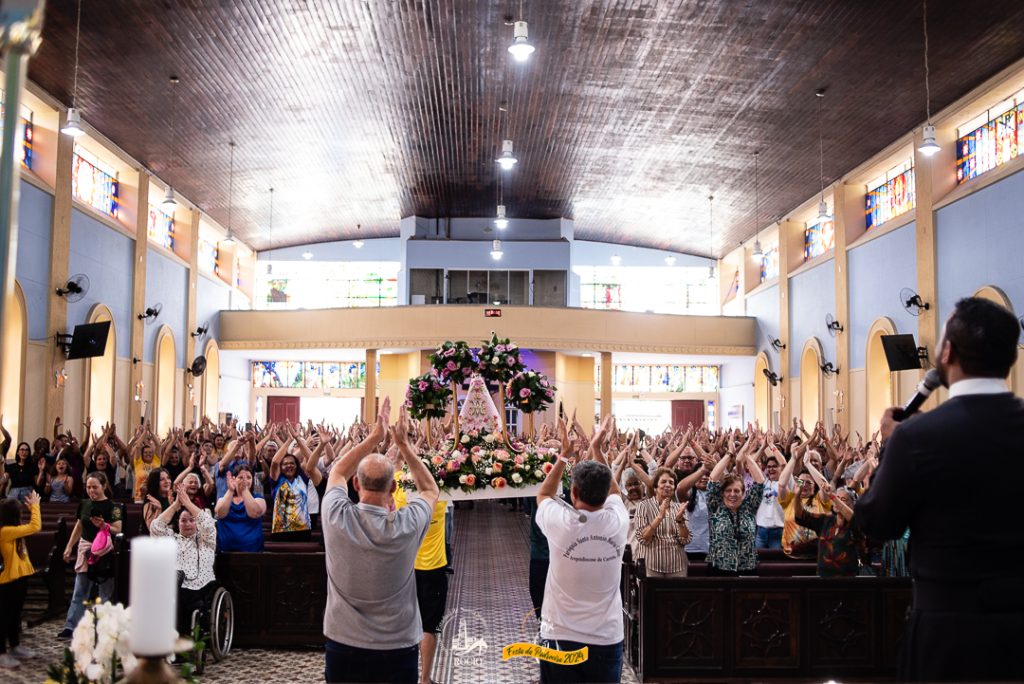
[84,304,116,426]
[866,317,898,437]
[753,352,772,429]
[201,339,220,423]
[972,286,1018,394]
[799,338,823,425]
[154,326,176,434]
[0,281,27,442]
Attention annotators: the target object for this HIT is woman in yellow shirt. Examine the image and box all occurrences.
[0,490,42,669]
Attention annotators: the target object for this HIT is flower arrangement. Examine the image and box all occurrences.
[405,371,452,420]
[428,340,478,385]
[507,371,557,413]
[400,434,563,494]
[46,601,135,684]
[477,332,526,384]
[46,600,195,684]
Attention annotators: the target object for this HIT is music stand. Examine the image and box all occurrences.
[880,334,923,372]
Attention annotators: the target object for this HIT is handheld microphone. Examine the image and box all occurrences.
[893,368,942,421]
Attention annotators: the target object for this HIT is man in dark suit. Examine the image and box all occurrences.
[856,297,1024,682]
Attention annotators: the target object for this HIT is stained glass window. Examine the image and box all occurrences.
[256,261,399,309]
[0,92,33,170]
[147,206,175,251]
[253,360,369,389]
[760,245,779,283]
[723,268,740,305]
[72,145,119,218]
[803,220,835,261]
[199,238,219,274]
[575,266,715,315]
[706,400,716,431]
[956,98,1024,184]
[603,364,720,393]
[865,165,915,229]
[304,362,323,389]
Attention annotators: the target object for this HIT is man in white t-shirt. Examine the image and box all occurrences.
[536,416,629,684]
[754,450,786,549]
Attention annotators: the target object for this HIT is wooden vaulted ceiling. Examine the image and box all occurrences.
[26,0,1024,257]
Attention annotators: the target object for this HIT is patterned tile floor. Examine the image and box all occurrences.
[6,501,639,683]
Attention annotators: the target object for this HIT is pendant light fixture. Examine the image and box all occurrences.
[918,0,940,156]
[222,141,236,245]
[61,0,86,137]
[494,204,508,229]
[490,239,504,260]
[161,75,180,210]
[353,224,364,249]
[707,195,716,281]
[496,139,518,170]
[508,1,535,62]
[495,167,508,228]
[265,187,274,275]
[816,89,831,223]
[751,151,764,260]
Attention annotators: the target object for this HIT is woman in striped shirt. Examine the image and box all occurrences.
[633,467,691,578]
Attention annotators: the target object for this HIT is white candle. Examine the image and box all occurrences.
[129,536,178,656]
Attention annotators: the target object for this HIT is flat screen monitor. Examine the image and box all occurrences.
[66,321,111,360]
[880,333,922,372]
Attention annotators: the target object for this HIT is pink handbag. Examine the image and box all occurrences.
[88,524,113,563]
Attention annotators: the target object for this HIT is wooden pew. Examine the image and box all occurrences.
[622,557,912,681]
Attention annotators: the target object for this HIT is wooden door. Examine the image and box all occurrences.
[267,396,300,423]
[671,399,705,429]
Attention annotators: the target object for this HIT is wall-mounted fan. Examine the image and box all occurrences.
[820,361,840,375]
[138,303,163,323]
[768,335,786,353]
[825,313,844,336]
[899,288,930,316]
[185,355,207,377]
[191,322,210,339]
[762,368,782,386]
[55,274,90,303]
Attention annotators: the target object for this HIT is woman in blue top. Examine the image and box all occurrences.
[214,464,266,552]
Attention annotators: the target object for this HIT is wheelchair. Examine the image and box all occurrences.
[187,584,234,673]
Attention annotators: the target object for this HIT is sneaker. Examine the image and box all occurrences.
[10,646,35,659]
[0,654,19,668]
[56,628,73,640]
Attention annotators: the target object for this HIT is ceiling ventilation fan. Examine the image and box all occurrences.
[899,288,930,316]
[55,274,90,303]
[138,303,162,323]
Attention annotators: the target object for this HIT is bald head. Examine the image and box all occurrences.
[356,454,395,493]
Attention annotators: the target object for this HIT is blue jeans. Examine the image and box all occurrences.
[324,638,418,683]
[755,525,783,550]
[539,638,622,684]
[63,573,115,632]
[6,486,34,502]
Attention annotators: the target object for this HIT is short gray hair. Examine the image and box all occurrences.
[356,454,394,492]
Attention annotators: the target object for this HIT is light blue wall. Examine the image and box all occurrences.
[789,259,836,377]
[67,209,134,358]
[144,248,188,366]
[406,239,571,270]
[218,352,251,422]
[936,169,1024,328]
[847,222,917,368]
[745,284,779,361]
[16,181,53,341]
[196,274,231,344]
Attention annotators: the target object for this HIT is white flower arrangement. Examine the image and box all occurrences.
[69,602,137,683]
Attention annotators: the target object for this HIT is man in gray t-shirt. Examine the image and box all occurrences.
[321,399,441,683]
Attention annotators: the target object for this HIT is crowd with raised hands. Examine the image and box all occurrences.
[560,413,893,579]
